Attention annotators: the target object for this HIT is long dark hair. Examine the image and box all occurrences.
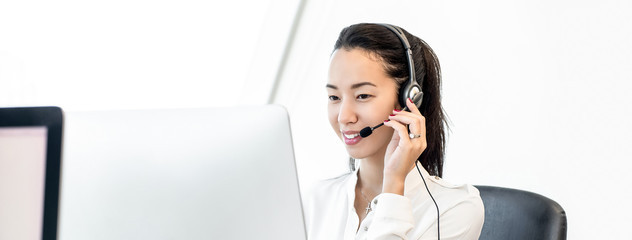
[334,23,447,177]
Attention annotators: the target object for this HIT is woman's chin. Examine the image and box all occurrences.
[345,147,369,160]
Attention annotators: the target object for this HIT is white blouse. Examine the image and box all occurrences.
[304,162,485,240]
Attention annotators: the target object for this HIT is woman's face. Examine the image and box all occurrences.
[327,48,400,160]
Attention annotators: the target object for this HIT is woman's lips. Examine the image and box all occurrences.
[342,131,362,145]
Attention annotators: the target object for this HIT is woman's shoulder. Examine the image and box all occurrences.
[304,171,354,208]
[310,171,354,196]
[303,172,354,222]
[428,176,482,200]
[412,176,484,218]
[428,177,485,223]
[408,177,485,238]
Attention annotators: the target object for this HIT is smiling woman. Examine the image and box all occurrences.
[304,23,484,240]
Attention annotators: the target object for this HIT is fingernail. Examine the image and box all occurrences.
[394,109,401,112]
[389,114,395,116]
[384,120,390,123]
[408,98,412,103]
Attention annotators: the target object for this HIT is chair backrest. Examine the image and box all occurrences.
[475,185,567,240]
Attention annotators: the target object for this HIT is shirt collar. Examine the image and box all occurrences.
[346,164,360,195]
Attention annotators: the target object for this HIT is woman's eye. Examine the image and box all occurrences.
[357,94,372,100]
[328,95,340,101]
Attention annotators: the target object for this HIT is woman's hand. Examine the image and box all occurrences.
[382,98,427,195]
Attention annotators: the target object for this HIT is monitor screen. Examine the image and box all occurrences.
[58,105,305,239]
[0,126,48,239]
[0,106,62,240]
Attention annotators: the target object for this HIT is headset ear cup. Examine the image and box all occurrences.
[398,82,410,109]
[399,82,423,109]
[412,91,423,109]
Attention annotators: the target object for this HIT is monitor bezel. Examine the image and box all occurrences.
[0,106,63,240]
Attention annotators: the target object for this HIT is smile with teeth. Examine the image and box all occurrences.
[342,131,362,145]
[344,133,360,139]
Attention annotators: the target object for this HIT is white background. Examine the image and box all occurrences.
[2,0,631,239]
[0,0,298,110]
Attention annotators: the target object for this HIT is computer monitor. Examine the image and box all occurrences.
[59,105,306,239]
[0,107,63,240]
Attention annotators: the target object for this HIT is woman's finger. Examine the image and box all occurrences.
[406,97,422,115]
[383,119,412,146]
[389,104,426,140]
[388,113,424,132]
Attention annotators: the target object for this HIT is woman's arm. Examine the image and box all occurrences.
[366,193,415,239]
[366,190,484,240]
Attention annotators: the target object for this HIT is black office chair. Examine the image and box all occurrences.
[475,185,567,240]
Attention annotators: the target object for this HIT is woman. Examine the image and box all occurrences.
[305,23,485,239]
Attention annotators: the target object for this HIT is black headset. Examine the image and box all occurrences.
[378,23,440,240]
[377,23,424,109]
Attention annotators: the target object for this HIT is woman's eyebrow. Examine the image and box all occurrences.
[325,82,376,90]
[350,82,377,89]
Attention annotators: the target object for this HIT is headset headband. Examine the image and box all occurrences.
[377,23,423,108]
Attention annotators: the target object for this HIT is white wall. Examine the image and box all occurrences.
[274,0,632,239]
[0,0,298,110]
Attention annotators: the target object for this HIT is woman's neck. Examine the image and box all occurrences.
[357,149,386,196]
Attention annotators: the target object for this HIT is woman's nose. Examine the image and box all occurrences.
[337,100,358,124]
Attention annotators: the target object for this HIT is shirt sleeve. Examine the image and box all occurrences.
[366,192,485,240]
[366,193,415,239]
